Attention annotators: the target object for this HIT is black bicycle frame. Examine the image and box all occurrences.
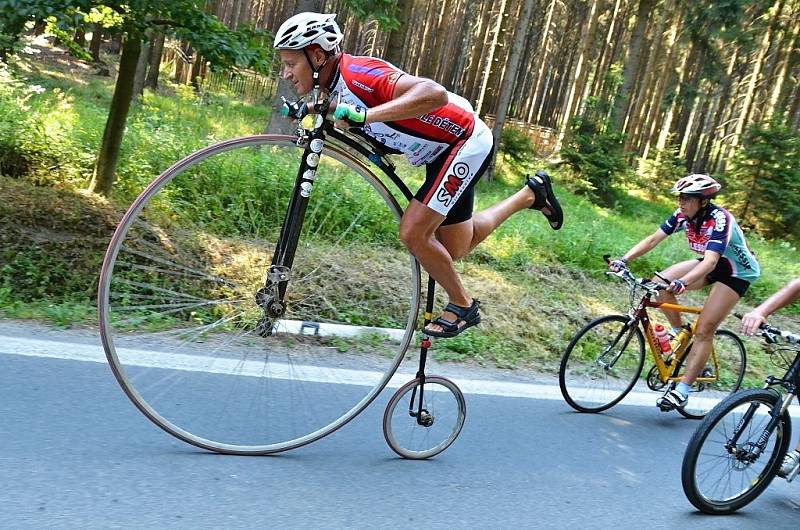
[727,350,800,456]
[264,116,415,313]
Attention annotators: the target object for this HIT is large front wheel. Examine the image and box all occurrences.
[559,314,645,413]
[681,389,791,514]
[98,135,421,455]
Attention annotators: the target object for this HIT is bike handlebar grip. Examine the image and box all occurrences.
[280,97,309,120]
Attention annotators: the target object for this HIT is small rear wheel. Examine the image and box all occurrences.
[383,376,466,459]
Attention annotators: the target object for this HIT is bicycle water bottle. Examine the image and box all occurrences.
[654,324,673,358]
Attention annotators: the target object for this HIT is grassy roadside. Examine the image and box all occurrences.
[2,42,799,386]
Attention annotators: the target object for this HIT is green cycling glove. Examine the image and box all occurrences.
[333,103,367,127]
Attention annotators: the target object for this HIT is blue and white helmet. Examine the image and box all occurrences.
[274,12,343,52]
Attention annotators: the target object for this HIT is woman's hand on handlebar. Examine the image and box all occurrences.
[608,257,628,273]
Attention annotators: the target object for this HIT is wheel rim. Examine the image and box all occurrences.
[383,376,466,459]
[690,393,785,508]
[560,315,644,412]
[98,135,420,454]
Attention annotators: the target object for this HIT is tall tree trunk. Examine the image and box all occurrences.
[132,38,151,101]
[474,0,508,114]
[384,0,413,66]
[730,0,785,149]
[556,0,600,149]
[89,24,103,62]
[589,0,622,100]
[525,0,556,123]
[451,0,480,92]
[144,33,165,90]
[764,14,800,120]
[488,0,536,180]
[88,34,142,197]
[611,0,655,132]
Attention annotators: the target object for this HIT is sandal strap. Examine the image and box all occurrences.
[432,316,459,333]
[443,299,480,320]
[526,172,549,211]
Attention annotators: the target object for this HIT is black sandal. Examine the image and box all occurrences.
[424,299,481,338]
[526,170,564,230]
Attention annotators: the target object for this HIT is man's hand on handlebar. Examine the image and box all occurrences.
[740,310,767,337]
[333,103,367,129]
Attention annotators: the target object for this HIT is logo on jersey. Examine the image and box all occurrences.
[435,163,470,207]
[352,80,374,93]
[686,219,715,254]
[418,114,466,138]
[347,64,381,76]
[712,209,727,233]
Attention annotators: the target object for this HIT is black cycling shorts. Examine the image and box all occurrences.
[699,258,751,297]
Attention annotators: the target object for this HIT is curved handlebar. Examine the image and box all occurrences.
[602,255,667,294]
[731,313,800,344]
[759,322,800,344]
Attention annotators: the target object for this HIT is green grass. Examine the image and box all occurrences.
[2,43,800,382]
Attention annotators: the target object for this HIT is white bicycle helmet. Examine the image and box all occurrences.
[670,174,721,198]
[274,12,343,52]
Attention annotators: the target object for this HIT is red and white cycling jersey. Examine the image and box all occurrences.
[328,53,477,166]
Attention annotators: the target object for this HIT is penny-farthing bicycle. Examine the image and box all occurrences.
[97,93,465,458]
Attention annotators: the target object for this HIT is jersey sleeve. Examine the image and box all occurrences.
[341,55,403,106]
[705,208,731,254]
[660,209,682,235]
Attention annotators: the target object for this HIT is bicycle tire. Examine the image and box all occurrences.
[559,314,645,413]
[681,388,791,514]
[382,376,466,459]
[674,329,747,419]
[98,134,421,455]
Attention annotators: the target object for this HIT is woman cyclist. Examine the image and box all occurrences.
[609,174,760,412]
[741,278,800,481]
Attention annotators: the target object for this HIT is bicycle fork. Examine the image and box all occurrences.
[727,391,796,461]
[255,130,326,336]
[407,277,437,426]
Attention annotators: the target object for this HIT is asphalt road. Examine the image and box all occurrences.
[1,324,798,529]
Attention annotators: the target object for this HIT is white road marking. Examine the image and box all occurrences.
[2,334,798,416]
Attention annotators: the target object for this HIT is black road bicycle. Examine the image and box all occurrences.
[681,321,800,514]
[98,96,465,457]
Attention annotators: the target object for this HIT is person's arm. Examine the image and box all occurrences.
[333,74,449,128]
[623,228,669,261]
[364,74,448,124]
[741,278,800,336]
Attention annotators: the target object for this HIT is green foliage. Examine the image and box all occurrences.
[725,118,800,240]
[0,66,50,178]
[560,97,629,204]
[499,126,536,171]
[342,0,401,30]
[635,143,685,199]
[45,16,92,61]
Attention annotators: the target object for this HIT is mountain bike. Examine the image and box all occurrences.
[558,258,746,419]
[681,322,800,514]
[97,96,465,457]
